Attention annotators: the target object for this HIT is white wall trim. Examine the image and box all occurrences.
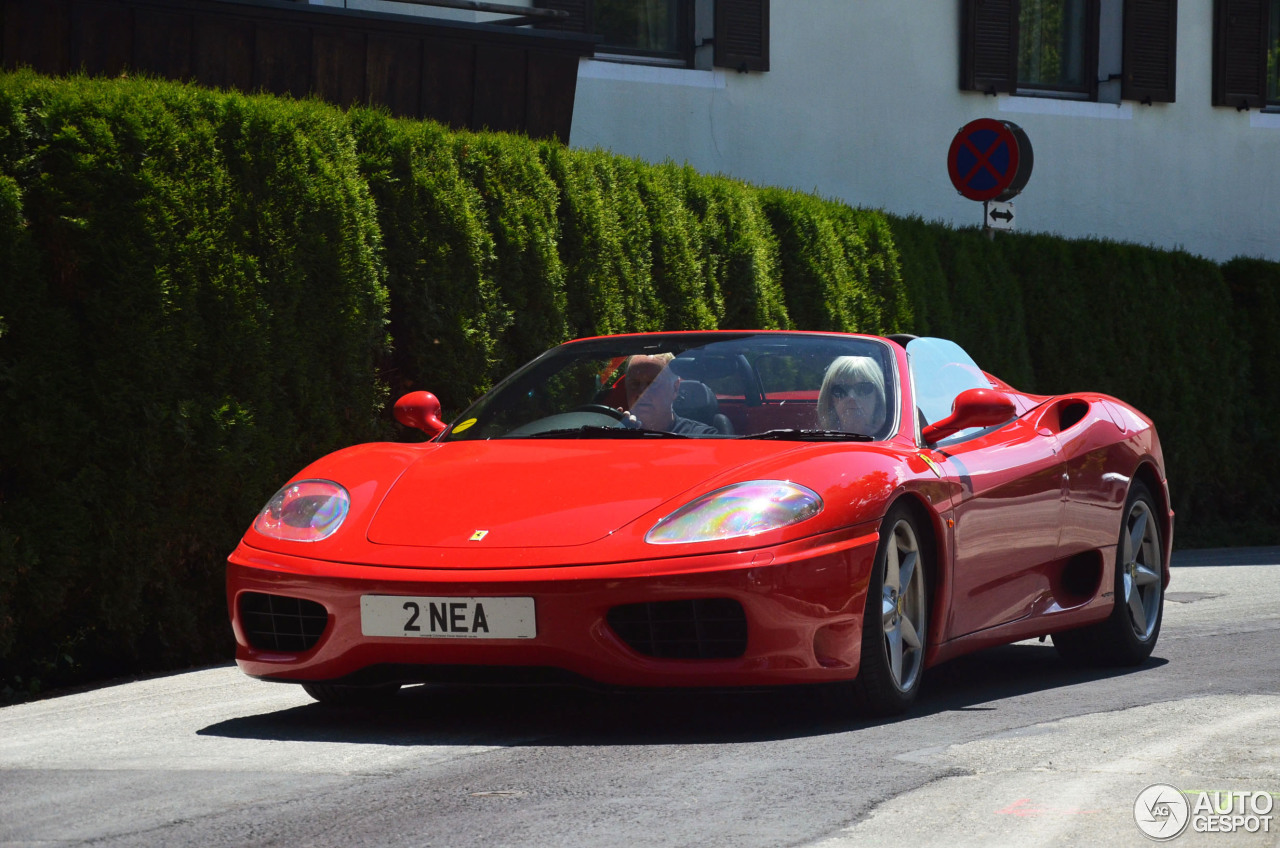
[998,96,1134,120]
[1249,111,1280,129]
[578,59,726,89]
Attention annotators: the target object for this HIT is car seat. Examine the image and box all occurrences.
[674,380,734,434]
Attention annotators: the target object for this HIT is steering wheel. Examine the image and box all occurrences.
[570,404,625,420]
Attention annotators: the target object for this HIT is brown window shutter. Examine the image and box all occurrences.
[1084,0,1102,100]
[1212,0,1268,108]
[961,0,1017,94]
[533,0,592,33]
[714,0,769,72]
[1122,0,1177,103]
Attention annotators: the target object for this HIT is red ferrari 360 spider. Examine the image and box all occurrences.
[226,331,1172,714]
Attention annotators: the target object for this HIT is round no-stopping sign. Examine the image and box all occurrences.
[947,119,1034,202]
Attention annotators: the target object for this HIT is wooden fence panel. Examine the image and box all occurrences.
[422,37,475,130]
[135,10,194,79]
[193,14,255,92]
[367,33,422,119]
[3,0,72,75]
[71,0,132,77]
[313,28,365,108]
[473,44,527,134]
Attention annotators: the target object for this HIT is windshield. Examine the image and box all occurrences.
[443,333,899,441]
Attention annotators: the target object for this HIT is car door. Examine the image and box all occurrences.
[907,338,1067,639]
[1052,397,1130,556]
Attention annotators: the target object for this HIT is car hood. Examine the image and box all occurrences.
[365,439,809,549]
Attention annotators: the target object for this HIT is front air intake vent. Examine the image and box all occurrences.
[239,592,328,652]
[607,598,747,659]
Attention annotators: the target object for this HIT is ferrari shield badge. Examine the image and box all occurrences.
[920,454,944,478]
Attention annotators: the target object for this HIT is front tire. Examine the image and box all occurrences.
[851,504,930,716]
[1052,480,1164,665]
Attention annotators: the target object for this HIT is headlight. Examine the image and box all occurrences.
[252,479,350,542]
[646,480,823,544]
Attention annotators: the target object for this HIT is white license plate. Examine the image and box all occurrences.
[360,595,536,639]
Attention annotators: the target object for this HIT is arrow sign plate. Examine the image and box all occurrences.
[984,200,1015,230]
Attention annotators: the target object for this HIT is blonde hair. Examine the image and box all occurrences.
[818,356,886,430]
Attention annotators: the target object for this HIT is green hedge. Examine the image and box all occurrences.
[676,167,791,330]
[0,73,390,696]
[1221,257,1280,532]
[760,188,911,336]
[0,70,1277,700]
[349,110,507,410]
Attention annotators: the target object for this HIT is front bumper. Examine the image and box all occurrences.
[226,526,880,688]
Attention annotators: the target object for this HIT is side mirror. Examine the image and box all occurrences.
[921,388,1015,443]
[394,391,447,437]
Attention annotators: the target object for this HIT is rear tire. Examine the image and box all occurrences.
[1052,480,1164,666]
[301,682,402,706]
[851,504,931,716]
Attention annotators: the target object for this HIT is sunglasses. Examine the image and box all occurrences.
[831,382,877,400]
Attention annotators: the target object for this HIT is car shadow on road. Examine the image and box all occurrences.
[197,642,1168,747]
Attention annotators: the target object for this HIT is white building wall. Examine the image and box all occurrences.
[568,1,1280,263]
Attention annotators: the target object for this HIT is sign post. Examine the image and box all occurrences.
[947,119,1033,234]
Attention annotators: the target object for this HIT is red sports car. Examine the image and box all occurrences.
[226,331,1172,715]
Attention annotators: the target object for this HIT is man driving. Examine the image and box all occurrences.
[623,355,718,435]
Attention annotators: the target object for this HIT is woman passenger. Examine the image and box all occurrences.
[817,355,887,436]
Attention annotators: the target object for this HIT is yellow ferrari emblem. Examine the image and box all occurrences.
[920,454,944,478]
[469,530,489,541]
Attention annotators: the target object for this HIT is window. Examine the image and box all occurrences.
[961,0,1177,103]
[1213,0,1280,108]
[1018,0,1092,93]
[596,1,684,57]
[535,0,768,70]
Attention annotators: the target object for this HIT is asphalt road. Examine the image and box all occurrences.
[2,548,1278,848]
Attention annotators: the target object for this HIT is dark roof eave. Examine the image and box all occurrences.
[161,0,599,56]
